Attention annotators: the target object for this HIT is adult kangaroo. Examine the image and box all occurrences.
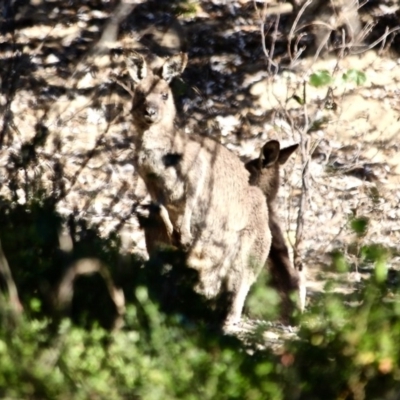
[140,139,306,322]
[245,140,306,319]
[130,52,271,327]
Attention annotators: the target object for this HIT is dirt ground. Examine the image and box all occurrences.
[1,0,400,323]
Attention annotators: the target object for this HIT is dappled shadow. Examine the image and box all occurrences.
[1,0,400,332]
[1,0,398,231]
[0,195,238,330]
[0,195,128,329]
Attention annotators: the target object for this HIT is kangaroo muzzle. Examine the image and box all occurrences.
[143,104,159,123]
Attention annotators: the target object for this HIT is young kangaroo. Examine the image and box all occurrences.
[130,52,271,326]
[245,140,306,319]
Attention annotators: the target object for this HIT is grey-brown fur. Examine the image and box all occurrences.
[136,202,179,254]
[245,140,305,320]
[130,53,271,326]
[138,139,305,322]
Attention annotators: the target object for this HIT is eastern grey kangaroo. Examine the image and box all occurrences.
[139,139,305,322]
[245,140,306,318]
[130,52,271,326]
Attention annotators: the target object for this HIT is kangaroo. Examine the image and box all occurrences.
[245,140,306,319]
[139,140,305,322]
[130,52,271,326]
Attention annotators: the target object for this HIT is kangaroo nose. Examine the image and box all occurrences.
[144,106,157,119]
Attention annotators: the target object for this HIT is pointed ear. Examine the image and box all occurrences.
[261,140,280,167]
[278,143,299,165]
[161,53,188,83]
[127,51,148,83]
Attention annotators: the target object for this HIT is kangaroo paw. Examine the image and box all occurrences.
[179,226,193,250]
[158,204,174,239]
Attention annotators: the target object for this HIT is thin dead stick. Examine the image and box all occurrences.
[93,0,147,52]
[254,0,279,71]
[287,0,313,63]
[56,257,125,330]
[0,239,23,315]
[293,81,310,272]
[268,5,281,73]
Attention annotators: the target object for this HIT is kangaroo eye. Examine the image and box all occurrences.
[161,93,169,100]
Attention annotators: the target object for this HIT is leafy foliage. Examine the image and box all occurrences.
[1,198,400,399]
[0,2,397,397]
[342,69,367,86]
[309,69,367,88]
[309,70,334,87]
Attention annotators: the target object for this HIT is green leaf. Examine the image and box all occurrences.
[361,244,388,264]
[342,69,367,86]
[331,250,348,273]
[375,259,388,283]
[350,217,369,236]
[309,70,333,87]
[29,298,42,313]
[292,94,305,105]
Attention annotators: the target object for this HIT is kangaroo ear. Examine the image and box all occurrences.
[278,143,299,165]
[127,51,148,83]
[261,140,280,167]
[161,53,188,83]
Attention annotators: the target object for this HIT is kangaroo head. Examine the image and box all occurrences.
[130,53,188,130]
[245,140,298,201]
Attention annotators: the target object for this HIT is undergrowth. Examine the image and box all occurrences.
[1,198,400,400]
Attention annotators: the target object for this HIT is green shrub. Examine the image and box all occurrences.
[1,199,400,400]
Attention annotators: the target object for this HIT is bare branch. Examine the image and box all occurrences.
[256,1,279,72]
[287,0,313,63]
[56,258,125,330]
[0,239,23,316]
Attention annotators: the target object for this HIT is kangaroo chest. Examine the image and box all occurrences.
[136,134,186,207]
